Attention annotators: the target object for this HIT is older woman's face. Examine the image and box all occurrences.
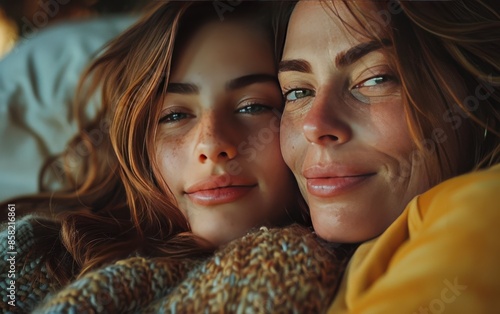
[279,1,431,243]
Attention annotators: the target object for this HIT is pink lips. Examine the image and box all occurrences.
[185,176,257,206]
[303,166,375,198]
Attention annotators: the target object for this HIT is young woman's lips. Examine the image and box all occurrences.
[186,186,256,206]
[306,175,374,197]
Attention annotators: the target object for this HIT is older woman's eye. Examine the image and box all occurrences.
[350,75,399,104]
[284,89,315,102]
[360,76,389,87]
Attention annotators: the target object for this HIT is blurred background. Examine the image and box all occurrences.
[0,0,154,202]
[0,0,150,58]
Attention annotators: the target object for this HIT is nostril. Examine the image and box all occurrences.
[199,154,208,162]
[317,134,339,143]
[198,151,230,163]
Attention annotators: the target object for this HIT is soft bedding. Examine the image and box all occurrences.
[0,15,135,202]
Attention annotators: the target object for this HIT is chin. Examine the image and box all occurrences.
[311,217,381,244]
[309,208,347,243]
[313,224,344,243]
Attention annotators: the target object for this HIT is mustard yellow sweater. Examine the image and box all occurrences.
[329,164,500,313]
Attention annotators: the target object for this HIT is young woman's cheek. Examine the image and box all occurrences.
[155,128,192,194]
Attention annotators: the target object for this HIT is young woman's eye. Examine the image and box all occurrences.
[159,112,191,123]
[284,89,315,102]
[350,74,399,104]
[237,104,271,114]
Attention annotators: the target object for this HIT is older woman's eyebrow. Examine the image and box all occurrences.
[226,74,279,91]
[336,39,392,68]
[166,83,199,94]
[278,59,312,74]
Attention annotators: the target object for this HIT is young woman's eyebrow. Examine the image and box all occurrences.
[335,38,392,68]
[166,82,199,94]
[226,74,279,91]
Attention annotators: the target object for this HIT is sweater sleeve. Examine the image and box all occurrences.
[0,215,56,313]
[329,165,500,313]
[33,256,195,313]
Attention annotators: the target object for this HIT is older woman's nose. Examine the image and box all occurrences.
[302,91,352,145]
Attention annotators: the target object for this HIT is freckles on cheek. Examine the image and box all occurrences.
[156,135,188,181]
[280,120,300,170]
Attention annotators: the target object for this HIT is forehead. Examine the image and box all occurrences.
[284,1,386,58]
[171,20,274,81]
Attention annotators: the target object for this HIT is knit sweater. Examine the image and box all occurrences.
[1,216,347,313]
[0,216,61,313]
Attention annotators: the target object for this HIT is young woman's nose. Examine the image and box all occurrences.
[302,91,352,145]
[195,113,238,163]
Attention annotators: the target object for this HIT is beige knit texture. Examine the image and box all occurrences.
[35,225,345,313]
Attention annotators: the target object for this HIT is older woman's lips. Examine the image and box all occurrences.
[306,174,375,198]
[187,186,256,206]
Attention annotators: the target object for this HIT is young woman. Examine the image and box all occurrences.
[1,1,344,312]
[278,0,500,312]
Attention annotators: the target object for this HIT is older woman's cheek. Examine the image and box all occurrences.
[280,112,303,171]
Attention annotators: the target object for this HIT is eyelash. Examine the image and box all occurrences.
[283,87,315,103]
[159,110,192,124]
[282,73,398,104]
[158,103,274,124]
[354,74,395,88]
[236,103,274,114]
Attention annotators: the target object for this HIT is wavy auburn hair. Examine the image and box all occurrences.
[4,0,283,285]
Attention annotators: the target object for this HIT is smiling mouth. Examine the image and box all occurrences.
[306,174,376,198]
[186,185,257,206]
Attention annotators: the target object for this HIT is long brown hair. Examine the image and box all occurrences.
[4,0,287,285]
[395,0,500,172]
[279,0,499,188]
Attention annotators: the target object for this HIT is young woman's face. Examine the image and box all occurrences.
[155,21,297,246]
[279,1,431,243]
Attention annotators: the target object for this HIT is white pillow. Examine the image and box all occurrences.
[0,15,136,202]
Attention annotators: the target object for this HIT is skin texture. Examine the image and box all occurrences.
[155,21,298,246]
[279,1,434,243]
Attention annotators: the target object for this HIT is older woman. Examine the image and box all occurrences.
[279,0,500,312]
